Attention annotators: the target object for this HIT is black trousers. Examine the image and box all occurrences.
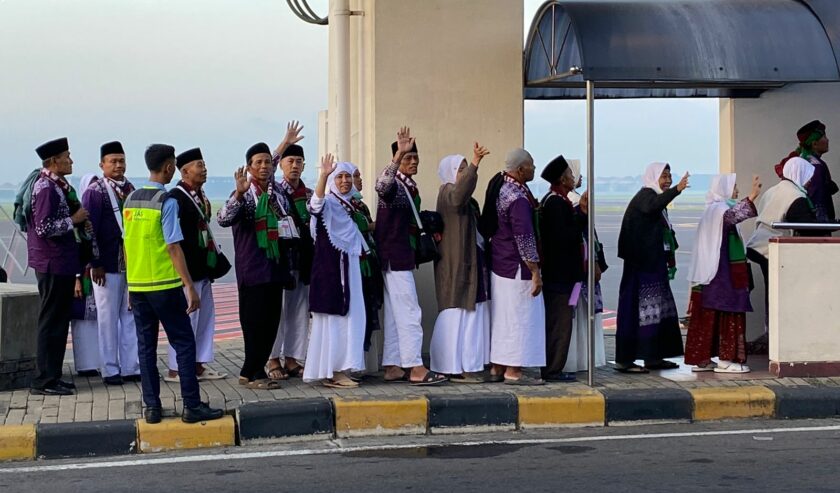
[33,272,76,389]
[130,288,201,409]
[238,282,284,381]
[542,290,574,377]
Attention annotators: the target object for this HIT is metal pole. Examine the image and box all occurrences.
[586,80,596,387]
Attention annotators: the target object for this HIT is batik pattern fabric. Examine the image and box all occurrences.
[497,181,539,265]
[31,176,74,239]
[685,290,747,365]
[615,262,684,364]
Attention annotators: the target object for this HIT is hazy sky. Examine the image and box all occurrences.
[0,0,718,184]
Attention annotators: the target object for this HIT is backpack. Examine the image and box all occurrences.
[13,169,42,233]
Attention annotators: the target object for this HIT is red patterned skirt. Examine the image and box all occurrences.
[684,290,747,365]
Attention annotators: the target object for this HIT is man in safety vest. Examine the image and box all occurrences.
[123,144,223,424]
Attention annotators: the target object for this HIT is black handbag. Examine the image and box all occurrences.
[397,181,441,266]
[208,251,232,281]
[416,210,444,265]
[414,229,440,265]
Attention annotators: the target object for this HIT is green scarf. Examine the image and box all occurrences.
[409,194,421,251]
[798,130,825,159]
[82,276,93,297]
[255,191,281,261]
[664,227,678,280]
[728,231,749,289]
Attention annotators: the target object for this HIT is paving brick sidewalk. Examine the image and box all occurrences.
[3,334,838,426]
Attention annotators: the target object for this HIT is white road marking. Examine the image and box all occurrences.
[2,424,839,474]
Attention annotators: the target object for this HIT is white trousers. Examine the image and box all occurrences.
[564,297,607,372]
[302,259,366,382]
[168,278,216,370]
[270,271,310,363]
[71,319,101,372]
[430,302,490,374]
[92,272,139,378]
[382,269,424,368]
[489,271,546,368]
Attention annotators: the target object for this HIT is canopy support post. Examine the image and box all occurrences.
[586,79,596,387]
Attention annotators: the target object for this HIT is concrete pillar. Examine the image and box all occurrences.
[325,0,524,356]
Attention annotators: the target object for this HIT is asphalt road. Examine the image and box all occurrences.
[2,419,838,492]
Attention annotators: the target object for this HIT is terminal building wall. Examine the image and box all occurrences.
[720,82,840,340]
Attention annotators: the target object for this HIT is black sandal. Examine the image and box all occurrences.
[267,365,288,381]
[409,371,448,386]
[614,363,650,374]
[645,360,679,370]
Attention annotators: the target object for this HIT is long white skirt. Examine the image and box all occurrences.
[430,302,490,374]
[303,258,366,382]
[563,298,607,373]
[71,319,101,373]
[489,271,546,368]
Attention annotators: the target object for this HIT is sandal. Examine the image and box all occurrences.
[504,375,545,386]
[384,371,410,383]
[323,378,359,389]
[449,373,484,384]
[238,376,249,386]
[286,365,304,379]
[267,365,288,381]
[645,360,680,370]
[409,370,448,386]
[487,373,505,383]
[714,362,751,374]
[244,378,281,390]
[614,363,650,374]
[197,368,227,381]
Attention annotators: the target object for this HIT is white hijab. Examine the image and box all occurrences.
[567,159,582,205]
[438,154,466,185]
[79,173,98,200]
[782,157,815,189]
[687,174,737,285]
[643,162,669,194]
[311,161,366,256]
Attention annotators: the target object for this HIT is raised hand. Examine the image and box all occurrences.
[314,153,336,199]
[283,120,304,146]
[320,153,336,175]
[234,166,250,197]
[676,172,690,192]
[472,142,490,167]
[579,190,589,215]
[749,174,762,202]
[395,126,415,158]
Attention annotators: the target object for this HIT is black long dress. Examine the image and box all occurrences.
[615,187,684,364]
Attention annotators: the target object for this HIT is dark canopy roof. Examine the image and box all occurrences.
[525,0,840,99]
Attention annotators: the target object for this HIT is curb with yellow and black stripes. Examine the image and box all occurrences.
[3,385,840,462]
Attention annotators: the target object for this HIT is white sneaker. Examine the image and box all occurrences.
[714,362,751,373]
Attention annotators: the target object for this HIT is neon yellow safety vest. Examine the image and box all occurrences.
[123,187,182,292]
